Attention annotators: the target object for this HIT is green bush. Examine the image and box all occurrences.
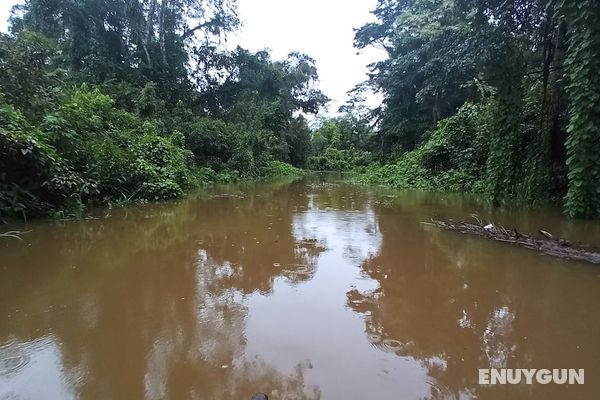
[185,118,236,170]
[45,87,194,203]
[307,147,371,171]
[359,102,489,192]
[0,100,91,217]
[1,86,195,218]
[183,117,276,178]
[1,83,305,219]
[267,160,304,177]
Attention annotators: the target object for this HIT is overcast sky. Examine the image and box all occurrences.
[0,0,384,114]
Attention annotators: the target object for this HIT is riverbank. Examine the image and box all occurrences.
[0,159,303,222]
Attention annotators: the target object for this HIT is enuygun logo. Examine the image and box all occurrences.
[479,369,584,385]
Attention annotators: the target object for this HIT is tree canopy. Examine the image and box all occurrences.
[0,0,328,218]
[2,0,599,219]
[351,0,600,218]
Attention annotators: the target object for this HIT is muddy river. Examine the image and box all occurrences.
[1,175,599,399]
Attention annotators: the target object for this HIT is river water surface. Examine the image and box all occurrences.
[1,175,600,399]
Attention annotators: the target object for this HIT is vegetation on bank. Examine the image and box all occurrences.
[341,0,600,218]
[307,116,373,172]
[0,0,326,220]
[357,103,489,194]
[266,161,304,178]
[2,0,599,220]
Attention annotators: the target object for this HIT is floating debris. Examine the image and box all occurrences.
[426,219,600,265]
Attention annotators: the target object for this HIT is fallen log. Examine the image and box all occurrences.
[425,219,600,265]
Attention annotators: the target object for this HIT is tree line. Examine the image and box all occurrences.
[2,0,599,220]
[0,0,327,219]
[336,0,599,219]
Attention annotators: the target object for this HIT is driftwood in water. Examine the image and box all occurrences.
[427,219,600,265]
[0,230,29,240]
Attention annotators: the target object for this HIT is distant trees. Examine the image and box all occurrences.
[202,48,329,165]
[307,116,372,171]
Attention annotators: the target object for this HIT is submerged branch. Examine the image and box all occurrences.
[426,219,600,265]
[0,230,30,240]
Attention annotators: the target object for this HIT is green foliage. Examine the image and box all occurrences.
[51,87,194,203]
[484,82,525,201]
[0,99,90,217]
[354,0,600,218]
[359,154,430,190]
[307,116,373,171]
[354,0,486,155]
[0,31,61,119]
[183,117,276,177]
[0,1,328,219]
[308,148,350,171]
[204,48,328,166]
[266,161,304,178]
[307,148,371,171]
[1,86,195,218]
[422,103,489,182]
[557,0,600,218]
[225,126,275,177]
[359,103,490,192]
[11,0,239,103]
[185,118,237,170]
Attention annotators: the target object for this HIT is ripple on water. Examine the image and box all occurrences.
[425,378,457,400]
[367,336,416,357]
[0,341,30,376]
[381,339,404,352]
[281,264,312,277]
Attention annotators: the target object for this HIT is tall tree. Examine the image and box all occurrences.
[203,48,329,165]
[10,0,239,101]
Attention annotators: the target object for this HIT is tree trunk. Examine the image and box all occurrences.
[142,0,157,67]
[158,0,167,65]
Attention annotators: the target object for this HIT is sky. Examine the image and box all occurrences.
[0,0,385,114]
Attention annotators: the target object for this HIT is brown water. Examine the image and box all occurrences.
[1,175,600,399]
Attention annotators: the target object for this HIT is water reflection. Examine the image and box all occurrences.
[347,195,600,399]
[1,176,599,399]
[0,336,79,399]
